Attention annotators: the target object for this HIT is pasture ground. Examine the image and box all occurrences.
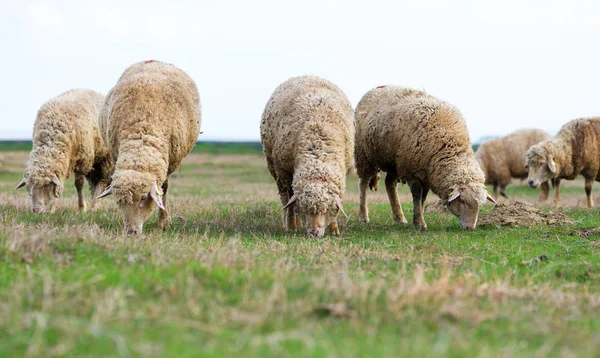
[1,145,599,357]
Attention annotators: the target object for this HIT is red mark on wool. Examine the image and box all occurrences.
[144,60,156,64]
[376,85,387,89]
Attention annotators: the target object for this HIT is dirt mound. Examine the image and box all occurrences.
[573,227,600,238]
[425,200,448,213]
[478,201,574,227]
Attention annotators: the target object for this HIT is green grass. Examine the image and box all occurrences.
[1,151,599,357]
[0,141,265,155]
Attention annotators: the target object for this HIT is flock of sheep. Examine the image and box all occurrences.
[14,60,600,237]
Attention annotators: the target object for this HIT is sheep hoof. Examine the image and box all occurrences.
[414,223,428,232]
[553,201,562,209]
[359,216,369,224]
[328,222,340,236]
[159,217,170,230]
[394,216,408,225]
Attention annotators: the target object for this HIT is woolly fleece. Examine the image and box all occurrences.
[476,129,550,198]
[260,76,354,234]
[526,117,600,208]
[355,85,489,229]
[21,89,111,208]
[99,60,200,231]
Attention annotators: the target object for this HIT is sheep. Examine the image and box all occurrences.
[96,60,201,235]
[526,117,600,208]
[355,85,496,231]
[260,76,354,238]
[476,129,551,200]
[15,89,112,213]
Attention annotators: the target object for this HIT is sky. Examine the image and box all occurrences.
[1,0,599,142]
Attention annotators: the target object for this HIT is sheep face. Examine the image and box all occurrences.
[16,176,63,214]
[119,192,160,235]
[284,183,345,238]
[525,150,556,188]
[445,183,495,230]
[96,179,165,236]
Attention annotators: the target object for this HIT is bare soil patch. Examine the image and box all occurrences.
[478,201,574,228]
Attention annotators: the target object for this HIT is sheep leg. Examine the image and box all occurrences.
[385,173,408,224]
[286,186,301,230]
[369,172,381,191]
[277,176,298,230]
[539,181,550,201]
[328,220,340,235]
[87,177,105,210]
[75,173,87,212]
[553,178,562,208]
[499,183,508,198]
[88,180,98,210]
[358,177,371,223]
[421,187,430,212]
[585,177,595,208]
[493,183,499,198]
[409,181,427,231]
[158,179,170,230]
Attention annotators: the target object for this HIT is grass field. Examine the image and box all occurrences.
[1,144,600,357]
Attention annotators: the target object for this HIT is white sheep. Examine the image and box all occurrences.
[260,76,354,238]
[96,60,201,235]
[526,117,600,208]
[16,89,112,213]
[355,85,496,231]
[476,129,551,200]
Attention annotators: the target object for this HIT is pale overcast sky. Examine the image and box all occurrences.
[1,0,599,142]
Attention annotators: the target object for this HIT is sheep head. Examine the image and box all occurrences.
[445,183,496,230]
[97,172,164,236]
[283,182,346,238]
[16,175,63,214]
[525,146,556,188]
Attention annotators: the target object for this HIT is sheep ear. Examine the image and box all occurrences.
[150,183,166,210]
[547,156,557,173]
[15,178,26,190]
[335,196,348,219]
[486,192,497,204]
[97,185,113,199]
[282,194,297,211]
[50,176,64,189]
[448,186,461,202]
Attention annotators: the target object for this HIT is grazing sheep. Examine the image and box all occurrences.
[355,85,496,231]
[526,117,600,208]
[476,129,551,200]
[15,89,112,213]
[260,76,354,238]
[96,60,201,235]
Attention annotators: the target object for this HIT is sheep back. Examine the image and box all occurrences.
[260,76,354,198]
[527,117,600,180]
[100,60,201,200]
[477,129,550,183]
[25,89,107,188]
[355,85,482,200]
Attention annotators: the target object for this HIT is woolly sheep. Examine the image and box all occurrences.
[96,60,201,235]
[526,117,600,208]
[476,129,551,200]
[16,89,112,213]
[355,85,496,231]
[260,76,354,238]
